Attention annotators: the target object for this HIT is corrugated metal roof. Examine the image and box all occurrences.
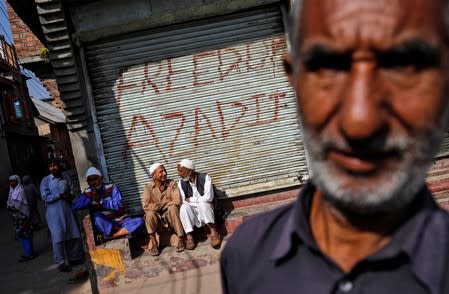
[31,97,66,124]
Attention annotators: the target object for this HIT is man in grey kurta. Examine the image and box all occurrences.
[40,159,82,272]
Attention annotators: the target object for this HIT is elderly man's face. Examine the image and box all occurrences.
[286,0,449,215]
[152,165,167,182]
[177,164,191,181]
[87,175,103,190]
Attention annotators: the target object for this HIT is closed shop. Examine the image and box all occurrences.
[86,4,308,213]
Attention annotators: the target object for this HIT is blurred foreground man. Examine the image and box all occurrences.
[220,0,449,293]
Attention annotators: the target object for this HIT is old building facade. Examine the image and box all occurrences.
[0,36,42,205]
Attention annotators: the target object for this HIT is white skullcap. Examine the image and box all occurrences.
[86,167,102,178]
[149,163,162,175]
[9,175,20,182]
[179,159,195,170]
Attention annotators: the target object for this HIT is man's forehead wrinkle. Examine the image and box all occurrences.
[328,0,400,23]
[325,0,400,49]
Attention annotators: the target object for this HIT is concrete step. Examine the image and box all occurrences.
[221,197,296,235]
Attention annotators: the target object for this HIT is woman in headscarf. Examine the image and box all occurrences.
[7,175,36,262]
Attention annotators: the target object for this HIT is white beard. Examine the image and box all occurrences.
[303,125,444,217]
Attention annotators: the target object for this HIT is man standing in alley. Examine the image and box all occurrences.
[221,0,449,293]
[177,159,221,250]
[40,159,82,272]
[141,163,185,256]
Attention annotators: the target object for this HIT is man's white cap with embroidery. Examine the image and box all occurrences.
[149,162,162,175]
[179,159,195,170]
[86,167,102,178]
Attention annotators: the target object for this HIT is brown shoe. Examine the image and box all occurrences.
[149,246,160,256]
[210,234,221,249]
[186,238,196,250]
[176,237,186,252]
[147,235,159,256]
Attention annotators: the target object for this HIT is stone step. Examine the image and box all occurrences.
[221,197,296,235]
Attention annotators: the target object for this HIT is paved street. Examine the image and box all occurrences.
[0,207,91,294]
[0,205,225,294]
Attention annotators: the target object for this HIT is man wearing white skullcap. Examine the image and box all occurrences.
[142,163,185,256]
[73,167,144,244]
[85,167,102,178]
[177,159,221,249]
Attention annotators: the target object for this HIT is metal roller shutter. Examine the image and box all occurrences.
[438,134,449,157]
[86,5,308,214]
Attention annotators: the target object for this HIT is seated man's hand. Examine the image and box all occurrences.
[91,192,101,204]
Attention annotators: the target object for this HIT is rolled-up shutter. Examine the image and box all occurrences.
[86,5,308,214]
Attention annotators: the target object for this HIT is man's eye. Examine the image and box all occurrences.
[378,51,439,73]
[304,54,351,72]
[378,55,416,72]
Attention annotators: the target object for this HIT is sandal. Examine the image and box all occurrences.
[149,246,160,256]
[210,234,221,249]
[147,236,160,256]
[96,234,108,244]
[186,238,196,250]
[176,238,186,252]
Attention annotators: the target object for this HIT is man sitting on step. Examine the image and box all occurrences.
[142,163,186,256]
[72,167,144,243]
[177,159,221,250]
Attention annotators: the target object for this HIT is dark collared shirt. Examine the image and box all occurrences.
[220,182,449,294]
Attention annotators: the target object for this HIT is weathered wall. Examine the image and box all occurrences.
[50,124,76,170]
[70,0,278,42]
[7,2,43,61]
[42,79,62,108]
[67,129,100,191]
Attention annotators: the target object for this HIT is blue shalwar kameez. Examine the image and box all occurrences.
[40,173,81,265]
[72,183,143,238]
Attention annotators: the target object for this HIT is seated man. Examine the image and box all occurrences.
[141,163,185,256]
[72,167,144,243]
[177,159,221,249]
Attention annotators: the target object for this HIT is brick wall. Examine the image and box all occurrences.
[42,79,63,108]
[7,3,64,108]
[7,3,43,60]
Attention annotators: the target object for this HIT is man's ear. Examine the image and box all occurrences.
[283,53,294,85]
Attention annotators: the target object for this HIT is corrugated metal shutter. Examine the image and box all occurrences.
[86,5,308,214]
[438,134,449,157]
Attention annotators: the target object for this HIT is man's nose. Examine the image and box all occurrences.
[338,62,388,143]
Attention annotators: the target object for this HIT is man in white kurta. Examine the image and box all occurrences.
[40,159,82,272]
[177,159,221,249]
